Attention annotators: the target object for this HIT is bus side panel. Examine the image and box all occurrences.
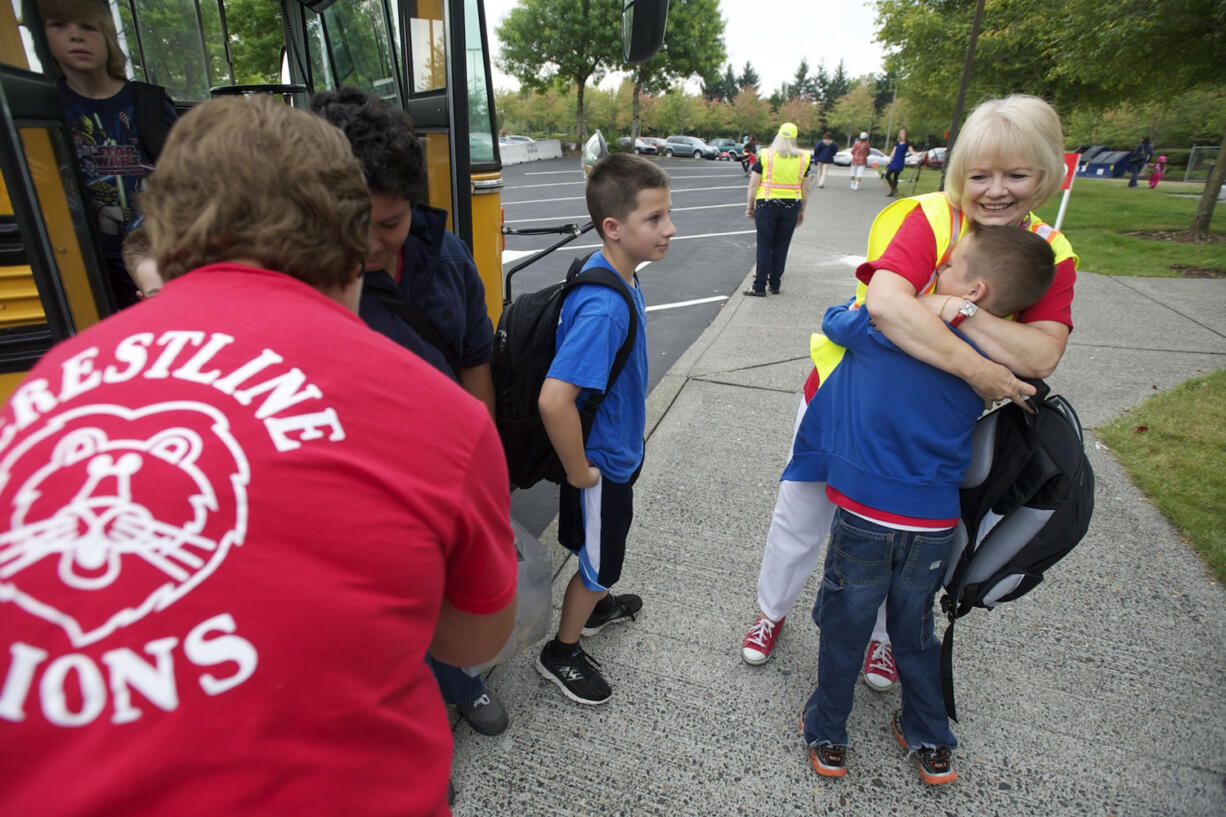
[470,170,502,324]
[424,131,454,233]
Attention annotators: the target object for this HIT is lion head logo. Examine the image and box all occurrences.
[0,403,250,647]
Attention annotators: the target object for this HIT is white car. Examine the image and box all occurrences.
[501,134,534,144]
[833,147,888,167]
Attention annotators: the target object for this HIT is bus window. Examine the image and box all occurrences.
[318,0,400,104]
[407,0,444,94]
[463,0,494,166]
[303,7,334,91]
[117,0,215,102]
[6,0,40,71]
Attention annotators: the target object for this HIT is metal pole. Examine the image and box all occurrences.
[940,0,985,191]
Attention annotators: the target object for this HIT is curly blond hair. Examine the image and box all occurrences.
[141,96,370,289]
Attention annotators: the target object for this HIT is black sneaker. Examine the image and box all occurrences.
[892,710,957,785]
[536,642,612,705]
[581,593,643,636]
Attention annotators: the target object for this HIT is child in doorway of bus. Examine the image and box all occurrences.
[40,0,177,309]
[796,225,1055,785]
[535,153,675,705]
[120,225,162,298]
[1148,155,1167,189]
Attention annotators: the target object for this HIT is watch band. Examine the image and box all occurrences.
[949,299,978,328]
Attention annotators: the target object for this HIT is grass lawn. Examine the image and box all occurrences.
[1097,371,1226,584]
[892,169,1226,278]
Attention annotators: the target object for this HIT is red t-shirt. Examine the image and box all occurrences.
[0,264,516,817]
[855,206,1076,328]
[803,207,1077,402]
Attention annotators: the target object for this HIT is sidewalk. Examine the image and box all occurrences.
[452,168,1226,816]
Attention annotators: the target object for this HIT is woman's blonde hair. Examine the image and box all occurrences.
[945,94,1066,212]
[39,0,128,80]
[141,96,371,288]
[768,132,804,158]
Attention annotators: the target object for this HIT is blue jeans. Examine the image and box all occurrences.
[803,509,958,751]
[1128,162,1143,187]
[752,201,800,292]
[428,656,486,706]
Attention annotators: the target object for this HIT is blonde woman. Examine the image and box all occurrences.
[744,122,813,296]
[743,96,1078,709]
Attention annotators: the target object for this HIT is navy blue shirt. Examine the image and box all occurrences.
[359,204,493,380]
[58,79,177,260]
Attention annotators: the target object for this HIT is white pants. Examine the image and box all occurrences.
[850,164,866,180]
[755,397,891,644]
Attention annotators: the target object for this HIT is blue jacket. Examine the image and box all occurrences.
[812,141,839,163]
[359,204,493,380]
[782,300,984,520]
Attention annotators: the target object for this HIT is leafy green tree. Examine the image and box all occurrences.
[621,0,725,138]
[738,61,760,91]
[829,81,875,144]
[789,59,814,101]
[496,0,622,141]
[876,0,1226,233]
[730,87,770,139]
[224,0,283,85]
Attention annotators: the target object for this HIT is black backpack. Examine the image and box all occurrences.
[133,82,172,164]
[492,254,638,489]
[939,381,1095,721]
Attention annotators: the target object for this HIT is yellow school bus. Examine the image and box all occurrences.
[0,0,668,402]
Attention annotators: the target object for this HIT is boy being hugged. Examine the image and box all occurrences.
[536,153,675,705]
[794,225,1056,784]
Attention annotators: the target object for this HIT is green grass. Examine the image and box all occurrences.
[1096,371,1226,584]
[891,169,1226,278]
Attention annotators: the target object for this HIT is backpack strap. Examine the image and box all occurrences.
[132,81,170,164]
[562,256,638,441]
[372,290,462,376]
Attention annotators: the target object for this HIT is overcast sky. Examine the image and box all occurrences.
[481,0,887,94]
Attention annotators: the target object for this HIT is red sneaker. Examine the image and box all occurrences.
[862,639,897,691]
[741,615,784,665]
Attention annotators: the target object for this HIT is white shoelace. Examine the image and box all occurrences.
[867,641,895,674]
[745,617,778,648]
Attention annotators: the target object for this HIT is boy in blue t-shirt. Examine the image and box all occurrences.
[793,225,1055,784]
[536,153,675,705]
[41,0,177,308]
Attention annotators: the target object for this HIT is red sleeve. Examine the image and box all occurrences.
[1017,255,1076,330]
[443,419,517,615]
[854,206,937,294]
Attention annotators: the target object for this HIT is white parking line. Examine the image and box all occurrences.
[501,228,755,264]
[503,202,744,225]
[645,295,728,313]
[505,184,746,206]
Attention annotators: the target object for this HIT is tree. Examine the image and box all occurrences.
[730,87,770,139]
[876,0,1226,234]
[789,59,816,101]
[1050,0,1226,235]
[622,0,725,138]
[829,82,876,145]
[497,0,622,141]
[738,61,760,91]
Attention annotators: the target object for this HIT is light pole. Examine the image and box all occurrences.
[940,0,986,191]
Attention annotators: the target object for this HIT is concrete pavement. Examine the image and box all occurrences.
[451,166,1226,816]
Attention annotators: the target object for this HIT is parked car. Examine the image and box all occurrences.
[709,138,743,160]
[905,146,947,169]
[637,136,667,154]
[502,134,534,144]
[833,146,888,167]
[663,135,719,159]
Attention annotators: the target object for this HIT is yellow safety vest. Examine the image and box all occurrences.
[756,149,811,200]
[810,192,1078,383]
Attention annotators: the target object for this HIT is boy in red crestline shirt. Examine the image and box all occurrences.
[0,95,516,817]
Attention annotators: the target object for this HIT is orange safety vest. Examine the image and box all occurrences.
[756,149,811,200]
[810,192,1078,383]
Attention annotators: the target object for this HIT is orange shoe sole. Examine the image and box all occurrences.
[892,712,957,785]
